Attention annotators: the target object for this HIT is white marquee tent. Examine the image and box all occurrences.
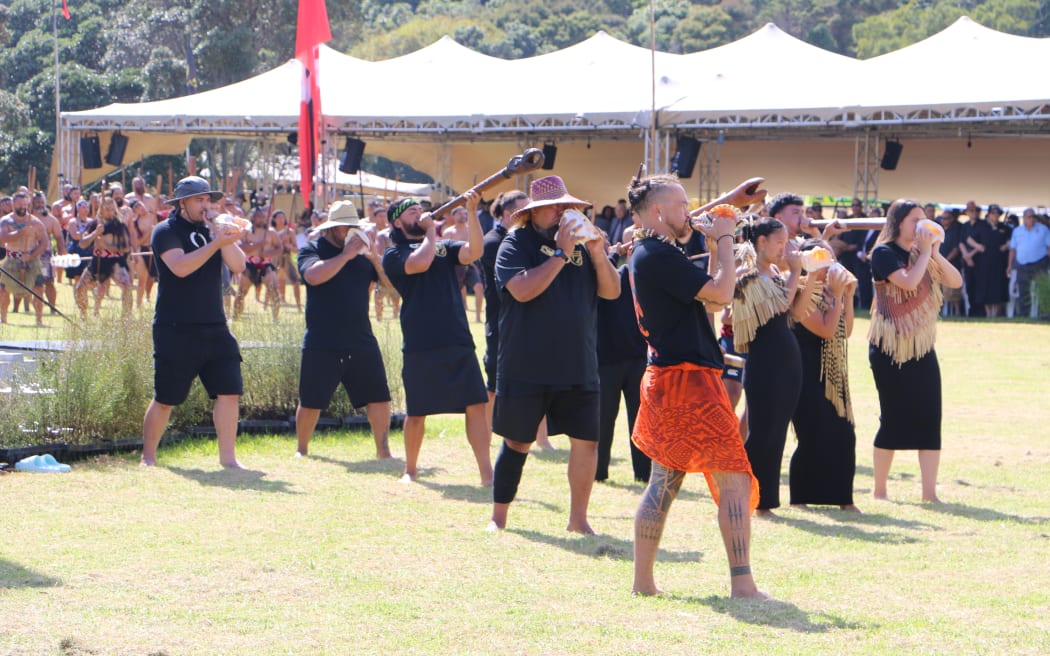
[58,17,1050,206]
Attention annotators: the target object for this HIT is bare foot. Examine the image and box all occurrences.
[566,521,595,535]
[139,458,156,467]
[755,509,777,518]
[790,503,809,510]
[375,450,393,459]
[221,460,247,470]
[873,491,889,500]
[632,586,663,597]
[840,504,862,513]
[922,496,942,504]
[731,586,773,600]
[480,477,493,487]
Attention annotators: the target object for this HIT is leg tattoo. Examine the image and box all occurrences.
[636,464,685,541]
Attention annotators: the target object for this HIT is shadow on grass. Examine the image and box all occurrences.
[528,448,569,463]
[166,466,299,494]
[0,558,62,589]
[414,479,492,504]
[800,507,936,531]
[309,454,405,476]
[768,514,923,544]
[674,595,868,632]
[914,501,1050,524]
[508,528,702,563]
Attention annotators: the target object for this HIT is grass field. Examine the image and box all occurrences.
[1,282,1049,654]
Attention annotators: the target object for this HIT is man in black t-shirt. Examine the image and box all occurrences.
[141,176,248,468]
[295,201,393,459]
[480,190,554,450]
[488,176,620,534]
[628,173,768,599]
[381,194,492,485]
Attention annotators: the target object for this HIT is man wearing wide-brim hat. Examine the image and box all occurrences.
[294,200,394,460]
[381,192,493,486]
[141,175,248,469]
[488,175,620,534]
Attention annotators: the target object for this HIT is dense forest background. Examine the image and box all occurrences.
[2,0,1049,191]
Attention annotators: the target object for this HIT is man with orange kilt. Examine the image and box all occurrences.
[627,173,769,598]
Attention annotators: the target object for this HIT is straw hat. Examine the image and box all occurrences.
[510,175,590,222]
[310,200,361,234]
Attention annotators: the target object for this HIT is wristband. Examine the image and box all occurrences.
[717,234,734,243]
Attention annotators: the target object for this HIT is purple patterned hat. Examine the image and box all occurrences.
[510,175,591,222]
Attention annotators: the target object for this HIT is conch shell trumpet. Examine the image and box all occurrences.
[561,209,602,244]
[691,203,749,236]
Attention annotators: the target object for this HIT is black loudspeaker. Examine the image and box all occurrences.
[672,136,701,178]
[81,135,102,169]
[105,132,129,166]
[338,138,366,175]
[880,140,903,171]
[541,143,557,170]
[286,131,298,146]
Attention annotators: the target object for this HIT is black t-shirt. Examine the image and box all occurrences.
[298,237,378,351]
[628,237,722,368]
[151,212,226,324]
[597,263,647,366]
[481,225,508,349]
[871,242,909,282]
[382,237,473,353]
[494,225,599,389]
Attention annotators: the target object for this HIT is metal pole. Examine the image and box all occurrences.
[53,0,61,193]
[648,0,657,173]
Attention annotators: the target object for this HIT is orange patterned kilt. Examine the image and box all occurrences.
[632,362,759,511]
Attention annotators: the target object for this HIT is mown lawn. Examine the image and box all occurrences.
[1,283,1048,655]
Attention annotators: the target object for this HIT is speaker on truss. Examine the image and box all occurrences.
[541,143,557,170]
[880,140,903,171]
[672,136,701,179]
[104,132,129,167]
[338,138,366,175]
[81,135,102,169]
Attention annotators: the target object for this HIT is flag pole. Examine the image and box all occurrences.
[53,0,61,191]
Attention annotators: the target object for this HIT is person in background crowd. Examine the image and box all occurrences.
[0,192,48,325]
[272,210,302,312]
[442,206,485,323]
[1007,208,1050,318]
[75,196,133,318]
[937,209,964,316]
[965,203,1010,317]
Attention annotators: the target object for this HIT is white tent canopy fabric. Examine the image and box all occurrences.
[58,17,1050,204]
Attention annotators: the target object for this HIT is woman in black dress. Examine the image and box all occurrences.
[734,217,818,515]
[790,240,859,511]
[965,203,1011,317]
[868,200,963,503]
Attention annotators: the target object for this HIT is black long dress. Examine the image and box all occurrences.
[743,311,802,510]
[868,243,944,450]
[968,219,1010,306]
[789,320,856,505]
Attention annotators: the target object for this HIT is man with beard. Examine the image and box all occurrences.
[295,201,392,459]
[487,176,620,534]
[0,192,49,325]
[381,193,492,485]
[235,206,282,321]
[627,173,768,598]
[30,192,68,314]
[141,176,247,469]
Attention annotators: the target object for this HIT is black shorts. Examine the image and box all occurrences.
[402,345,487,416]
[719,335,745,382]
[493,385,600,443]
[464,263,481,289]
[153,323,243,405]
[245,261,275,286]
[298,344,391,410]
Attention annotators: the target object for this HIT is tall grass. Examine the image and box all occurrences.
[0,309,407,447]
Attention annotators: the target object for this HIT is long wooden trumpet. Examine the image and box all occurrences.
[428,148,545,219]
[810,218,886,231]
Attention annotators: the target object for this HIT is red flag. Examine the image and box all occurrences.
[296,0,331,205]
[62,0,71,20]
